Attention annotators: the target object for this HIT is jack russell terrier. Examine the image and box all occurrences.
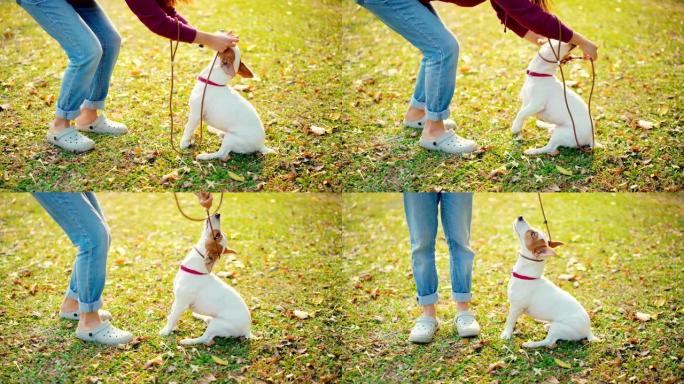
[159,213,251,345]
[512,40,595,156]
[180,46,274,161]
[500,216,598,348]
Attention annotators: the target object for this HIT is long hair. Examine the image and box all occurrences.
[533,0,550,11]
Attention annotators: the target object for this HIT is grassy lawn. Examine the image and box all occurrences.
[1,193,682,383]
[338,193,683,383]
[341,0,684,192]
[1,1,681,192]
[0,193,346,383]
[0,0,347,192]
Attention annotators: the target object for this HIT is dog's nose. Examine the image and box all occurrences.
[214,213,221,219]
[517,216,524,221]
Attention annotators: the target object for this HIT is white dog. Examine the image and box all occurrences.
[500,216,597,348]
[512,40,595,155]
[180,46,274,161]
[159,213,251,345]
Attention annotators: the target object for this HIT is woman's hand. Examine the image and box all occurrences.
[196,192,213,209]
[570,33,599,61]
[578,39,598,61]
[196,31,239,52]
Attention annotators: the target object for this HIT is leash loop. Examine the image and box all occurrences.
[173,192,224,222]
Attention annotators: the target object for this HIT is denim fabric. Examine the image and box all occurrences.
[33,193,111,313]
[404,192,474,305]
[17,0,121,119]
[356,0,459,121]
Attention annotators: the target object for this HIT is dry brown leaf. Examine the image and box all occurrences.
[293,309,310,320]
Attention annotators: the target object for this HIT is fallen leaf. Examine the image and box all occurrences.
[309,125,327,136]
[556,165,574,176]
[144,355,163,370]
[293,309,310,320]
[558,274,578,281]
[29,284,37,295]
[211,355,229,366]
[487,360,505,373]
[554,358,572,369]
[198,374,217,384]
[635,312,652,322]
[227,171,245,182]
[161,170,179,185]
[543,377,561,384]
[637,120,654,130]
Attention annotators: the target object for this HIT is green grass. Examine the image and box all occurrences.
[0,0,347,192]
[0,193,345,383]
[1,1,682,192]
[1,193,682,383]
[340,0,684,192]
[338,193,684,383]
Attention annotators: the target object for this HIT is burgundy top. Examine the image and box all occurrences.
[125,0,198,43]
[423,0,574,42]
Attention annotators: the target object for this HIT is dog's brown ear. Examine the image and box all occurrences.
[223,247,237,255]
[548,241,564,248]
[237,61,254,78]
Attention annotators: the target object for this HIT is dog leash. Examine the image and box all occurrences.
[173,192,225,260]
[537,192,552,243]
[536,17,596,150]
[168,18,219,155]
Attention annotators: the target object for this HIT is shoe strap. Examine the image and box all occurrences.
[434,130,456,146]
[415,316,438,327]
[52,127,78,141]
[456,311,475,323]
[83,321,112,338]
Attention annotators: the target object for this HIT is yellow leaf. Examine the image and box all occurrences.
[227,171,245,182]
[556,165,573,176]
[554,358,571,369]
[211,355,229,366]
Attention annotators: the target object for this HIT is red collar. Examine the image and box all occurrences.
[526,70,553,78]
[197,76,226,87]
[180,265,207,275]
[512,271,539,280]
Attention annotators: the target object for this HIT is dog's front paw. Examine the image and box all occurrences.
[522,341,534,348]
[159,327,172,336]
[500,331,512,340]
[180,138,192,150]
[195,153,214,161]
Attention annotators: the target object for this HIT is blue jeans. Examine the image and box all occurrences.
[356,0,459,121]
[17,0,121,119]
[33,193,111,313]
[404,192,474,305]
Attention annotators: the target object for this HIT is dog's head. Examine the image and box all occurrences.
[200,213,237,272]
[216,46,254,79]
[538,39,576,65]
[513,216,564,261]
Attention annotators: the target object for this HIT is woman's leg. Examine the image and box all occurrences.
[17,0,103,132]
[403,192,440,316]
[32,193,110,329]
[71,2,122,126]
[439,192,474,307]
[358,0,459,138]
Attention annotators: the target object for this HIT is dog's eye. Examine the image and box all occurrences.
[531,232,537,238]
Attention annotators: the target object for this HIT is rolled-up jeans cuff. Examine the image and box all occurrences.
[409,97,426,110]
[417,292,438,306]
[65,287,78,300]
[426,107,450,121]
[452,292,472,302]
[81,99,105,110]
[56,107,81,120]
[79,298,103,313]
